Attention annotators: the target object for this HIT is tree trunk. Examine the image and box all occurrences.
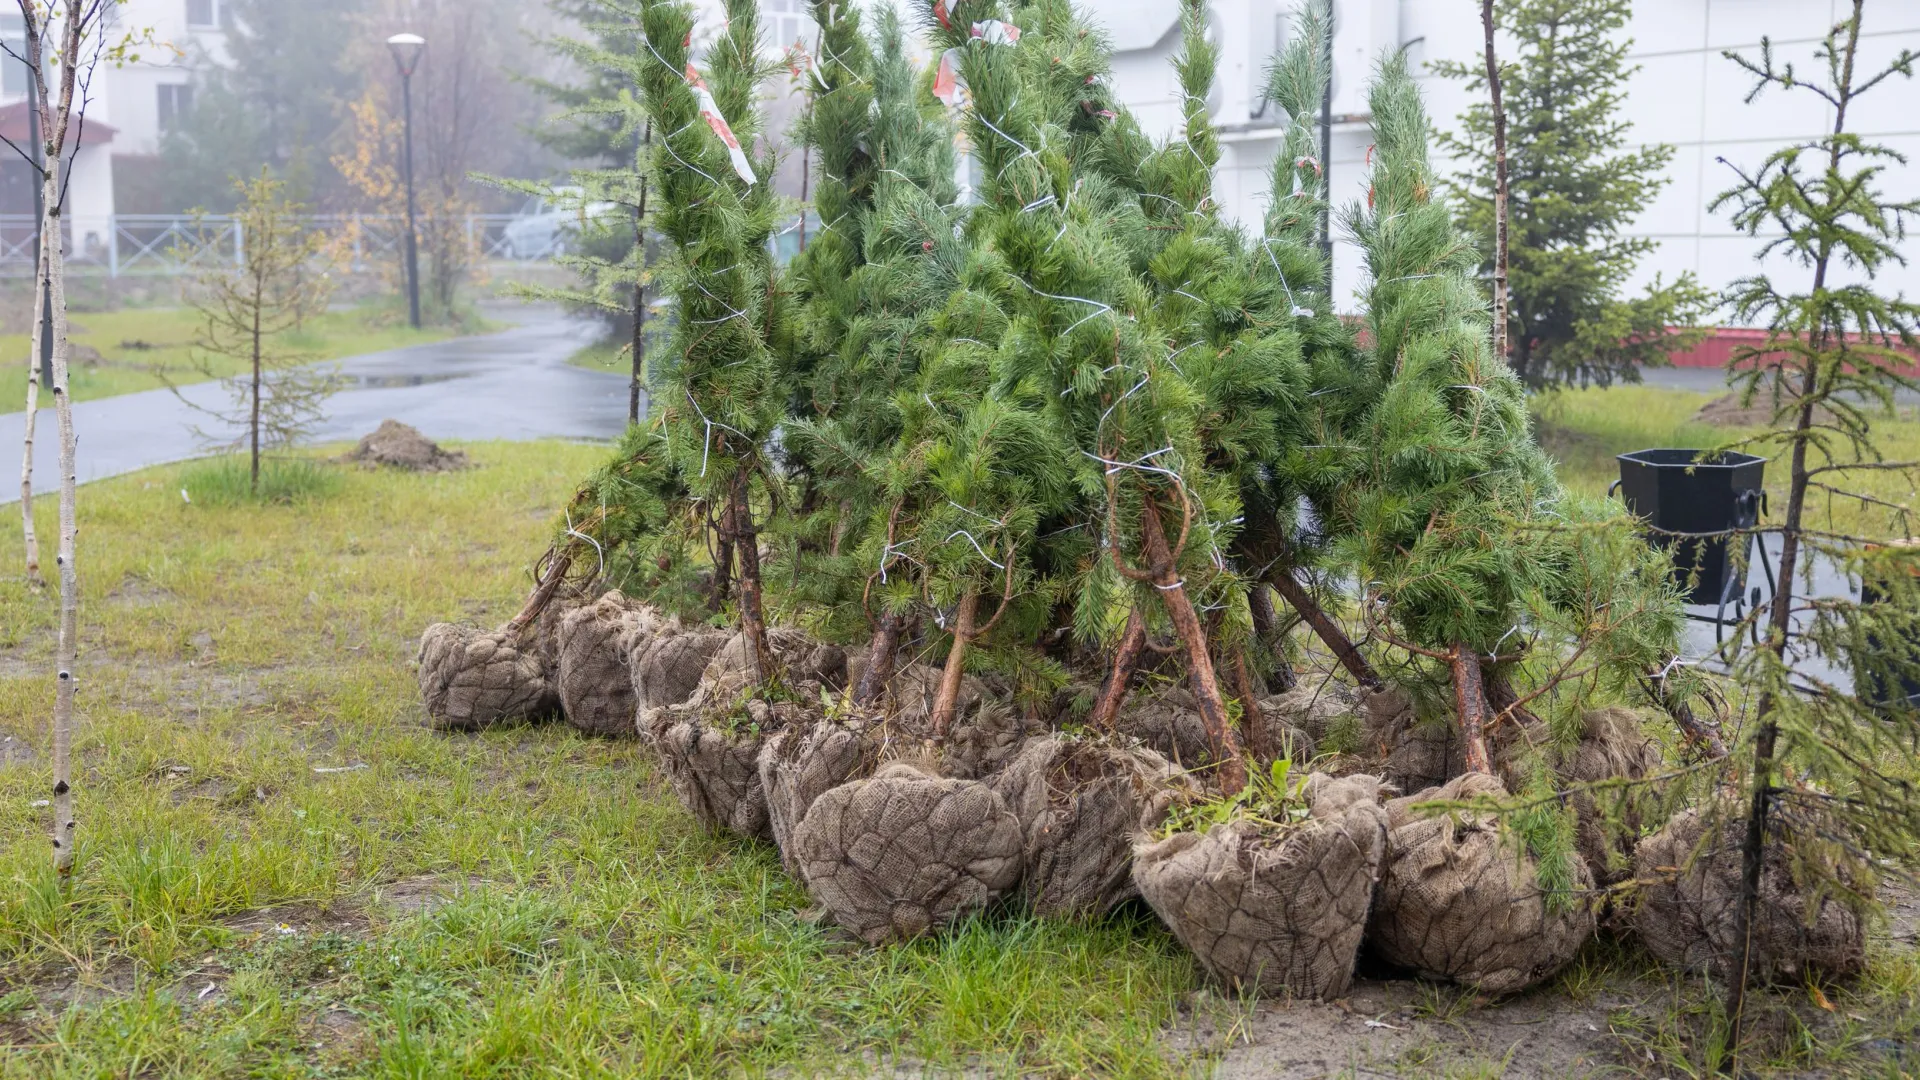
[853,610,903,707]
[1449,644,1493,776]
[1730,12,1859,1043]
[19,224,44,587]
[1269,568,1380,690]
[728,469,773,685]
[1142,495,1246,794]
[1651,664,1728,759]
[1480,0,1511,367]
[630,121,651,426]
[1227,646,1269,761]
[1088,606,1147,731]
[710,529,735,613]
[250,289,263,493]
[44,148,76,876]
[1247,583,1293,691]
[506,551,573,636]
[929,591,978,737]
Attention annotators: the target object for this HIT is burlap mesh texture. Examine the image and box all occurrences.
[556,592,657,737]
[1558,706,1665,884]
[1262,681,1360,745]
[1632,806,1866,983]
[790,760,1025,945]
[1368,773,1595,994]
[1132,773,1390,1000]
[1117,688,1218,770]
[627,623,730,713]
[990,734,1189,917]
[640,629,849,841]
[759,711,910,879]
[416,622,556,730]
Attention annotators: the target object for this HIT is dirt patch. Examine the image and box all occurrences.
[374,874,497,917]
[346,419,469,472]
[1694,391,1837,428]
[0,732,35,767]
[1163,974,1626,1078]
[105,575,177,608]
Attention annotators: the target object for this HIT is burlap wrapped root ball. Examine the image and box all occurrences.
[1632,806,1866,983]
[1560,706,1665,885]
[555,591,659,737]
[1368,773,1596,995]
[991,735,1189,917]
[790,761,1024,945]
[627,622,730,713]
[416,622,556,730]
[1117,689,1218,771]
[1132,773,1390,999]
[759,713,891,878]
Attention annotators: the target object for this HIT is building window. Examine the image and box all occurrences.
[186,0,217,28]
[763,0,812,52]
[158,83,193,132]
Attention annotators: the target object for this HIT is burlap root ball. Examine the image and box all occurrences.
[1261,681,1360,746]
[1560,706,1665,885]
[1133,773,1390,999]
[627,623,730,714]
[759,713,890,878]
[790,761,1025,945]
[416,623,556,731]
[699,627,849,704]
[556,592,658,737]
[991,735,1189,917]
[646,697,810,842]
[1117,688,1218,771]
[1632,807,1866,983]
[1368,773,1596,995]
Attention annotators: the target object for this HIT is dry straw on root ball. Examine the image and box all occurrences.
[1632,806,1867,983]
[790,760,1025,945]
[1133,773,1391,999]
[1368,773,1596,995]
[992,734,1189,917]
[416,622,555,731]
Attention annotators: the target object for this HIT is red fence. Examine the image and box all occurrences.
[1666,326,1920,376]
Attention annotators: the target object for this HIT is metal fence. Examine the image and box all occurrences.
[0,213,557,277]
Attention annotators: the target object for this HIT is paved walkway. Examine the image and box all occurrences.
[1,305,632,500]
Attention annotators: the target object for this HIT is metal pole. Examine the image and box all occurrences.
[27,68,51,389]
[400,70,422,329]
[1319,0,1333,288]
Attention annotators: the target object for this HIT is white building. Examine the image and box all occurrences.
[1096,0,1920,316]
[0,0,226,253]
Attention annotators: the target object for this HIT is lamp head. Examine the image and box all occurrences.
[386,33,425,78]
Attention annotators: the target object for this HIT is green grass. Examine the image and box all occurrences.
[3,304,494,407]
[177,457,343,507]
[0,433,1913,1077]
[0,442,1196,1078]
[1533,384,1920,537]
[568,339,629,373]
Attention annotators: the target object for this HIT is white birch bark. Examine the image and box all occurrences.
[19,232,43,585]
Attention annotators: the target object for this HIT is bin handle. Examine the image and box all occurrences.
[1608,479,1622,500]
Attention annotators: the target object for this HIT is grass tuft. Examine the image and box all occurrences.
[177,455,343,507]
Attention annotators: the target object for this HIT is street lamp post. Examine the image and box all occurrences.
[387,33,425,330]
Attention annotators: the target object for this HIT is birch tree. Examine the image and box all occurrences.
[4,0,132,875]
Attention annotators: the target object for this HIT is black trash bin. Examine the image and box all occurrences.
[1614,449,1767,606]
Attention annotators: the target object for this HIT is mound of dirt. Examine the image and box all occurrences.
[348,419,468,472]
[1632,806,1867,983]
[1133,773,1390,999]
[416,622,555,730]
[992,734,1189,917]
[555,592,656,737]
[1368,773,1596,995]
[791,760,1025,945]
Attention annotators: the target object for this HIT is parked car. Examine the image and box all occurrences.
[503,187,619,259]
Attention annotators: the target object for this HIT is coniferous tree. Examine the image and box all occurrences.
[1434,0,1711,388]
[1705,4,1920,1048]
[635,0,786,682]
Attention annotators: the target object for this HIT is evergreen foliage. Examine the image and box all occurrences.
[1434,0,1712,389]
[1702,1,1920,1036]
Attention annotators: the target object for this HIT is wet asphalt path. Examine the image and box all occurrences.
[0,305,631,501]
